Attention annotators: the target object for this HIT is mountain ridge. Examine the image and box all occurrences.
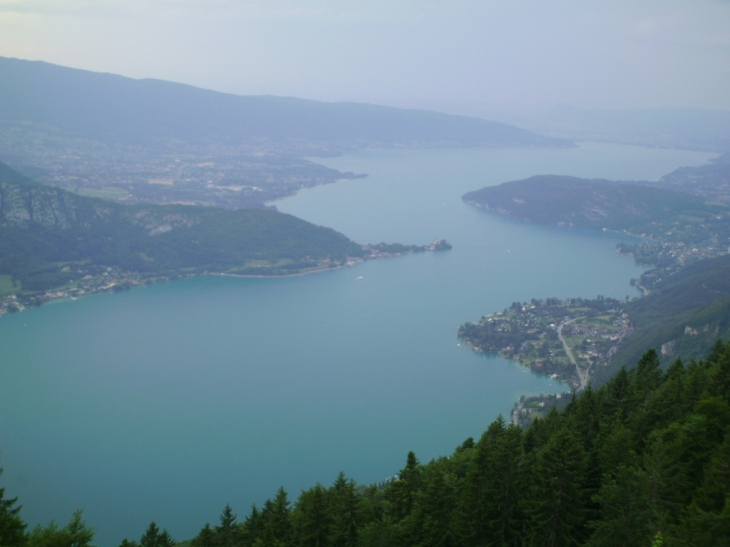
[0,56,571,150]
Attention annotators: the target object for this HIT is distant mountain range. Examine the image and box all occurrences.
[0,56,570,150]
[0,56,572,209]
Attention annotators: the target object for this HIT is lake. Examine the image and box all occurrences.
[0,143,713,545]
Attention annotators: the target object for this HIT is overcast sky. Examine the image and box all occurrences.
[1,0,729,117]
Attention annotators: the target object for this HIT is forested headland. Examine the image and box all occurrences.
[3,341,730,546]
[460,158,730,393]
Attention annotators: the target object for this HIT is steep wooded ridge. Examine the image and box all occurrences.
[0,161,365,295]
[4,342,730,547]
[0,57,569,149]
[603,254,730,381]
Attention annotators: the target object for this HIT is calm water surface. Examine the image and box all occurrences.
[0,143,713,545]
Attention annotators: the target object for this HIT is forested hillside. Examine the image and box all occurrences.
[461,175,726,237]
[2,341,729,547]
[598,254,730,382]
[0,161,365,295]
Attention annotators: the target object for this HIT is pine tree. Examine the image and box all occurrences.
[328,473,362,547]
[524,428,588,547]
[262,488,292,546]
[27,510,95,547]
[385,452,422,522]
[293,484,331,547]
[710,340,730,399]
[140,523,161,547]
[633,349,662,403]
[408,458,459,547]
[139,522,174,547]
[596,416,637,478]
[587,466,655,547]
[0,463,26,547]
[240,505,264,547]
[157,530,175,547]
[674,431,730,546]
[604,366,632,420]
[215,504,238,547]
[452,416,525,547]
[484,423,525,547]
[64,510,95,547]
[191,523,215,547]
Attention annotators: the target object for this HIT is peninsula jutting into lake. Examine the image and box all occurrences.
[457,155,730,424]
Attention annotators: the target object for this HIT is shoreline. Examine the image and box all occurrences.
[0,261,360,318]
[0,239,452,317]
[0,243,451,317]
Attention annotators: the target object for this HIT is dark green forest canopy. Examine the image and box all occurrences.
[4,342,730,547]
[0,161,365,292]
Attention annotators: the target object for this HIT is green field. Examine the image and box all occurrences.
[0,274,17,294]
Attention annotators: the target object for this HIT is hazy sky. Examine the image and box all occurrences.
[1,0,729,116]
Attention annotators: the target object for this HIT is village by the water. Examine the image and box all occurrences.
[458,296,632,425]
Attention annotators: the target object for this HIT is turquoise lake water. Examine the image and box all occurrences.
[0,143,713,545]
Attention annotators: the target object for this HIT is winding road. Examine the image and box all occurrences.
[557,317,589,391]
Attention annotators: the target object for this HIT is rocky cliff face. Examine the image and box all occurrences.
[0,173,204,236]
[0,178,115,229]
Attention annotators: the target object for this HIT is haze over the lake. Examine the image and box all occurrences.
[1,0,729,116]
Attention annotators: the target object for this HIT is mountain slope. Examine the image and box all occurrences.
[0,161,365,293]
[0,56,570,149]
[597,254,730,381]
[462,175,725,235]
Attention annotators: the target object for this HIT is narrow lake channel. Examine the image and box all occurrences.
[0,143,713,546]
